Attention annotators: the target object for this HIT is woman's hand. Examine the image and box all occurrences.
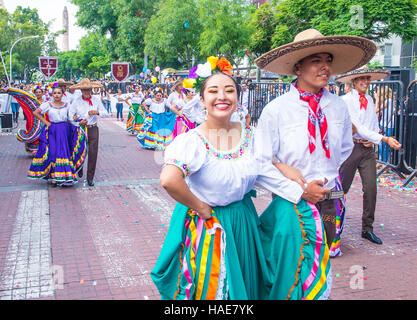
[79,119,88,126]
[45,121,51,127]
[274,162,306,190]
[195,202,212,220]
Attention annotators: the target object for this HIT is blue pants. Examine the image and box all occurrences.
[11,103,20,122]
[379,127,394,163]
[116,103,124,119]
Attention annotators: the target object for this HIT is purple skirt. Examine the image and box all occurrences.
[28,122,87,185]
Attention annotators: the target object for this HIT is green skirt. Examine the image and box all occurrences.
[260,196,332,300]
[151,190,270,300]
[126,103,144,133]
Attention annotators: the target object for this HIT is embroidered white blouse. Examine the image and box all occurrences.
[254,85,354,204]
[341,89,382,144]
[176,94,205,123]
[39,102,70,123]
[129,92,144,105]
[143,98,170,114]
[164,123,257,207]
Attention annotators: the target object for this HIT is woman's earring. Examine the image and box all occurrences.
[202,108,208,121]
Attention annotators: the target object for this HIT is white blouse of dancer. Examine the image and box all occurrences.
[39,102,70,123]
[164,122,257,207]
[129,92,144,105]
[230,104,248,123]
[177,94,205,124]
[167,91,185,108]
[143,98,170,114]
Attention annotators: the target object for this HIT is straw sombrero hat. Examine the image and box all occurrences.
[69,78,103,90]
[335,66,391,84]
[255,29,377,76]
[170,79,183,92]
[56,78,74,86]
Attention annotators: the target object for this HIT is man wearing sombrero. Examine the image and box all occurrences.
[68,78,109,187]
[251,29,378,299]
[56,79,74,104]
[336,66,401,245]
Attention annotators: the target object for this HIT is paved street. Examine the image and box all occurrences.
[0,112,416,300]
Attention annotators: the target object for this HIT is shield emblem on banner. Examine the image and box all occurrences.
[39,57,58,79]
[111,62,129,82]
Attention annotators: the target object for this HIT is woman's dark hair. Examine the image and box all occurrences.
[200,72,241,100]
[52,86,64,94]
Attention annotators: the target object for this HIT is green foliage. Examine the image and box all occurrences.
[0,6,58,82]
[249,0,417,54]
[144,0,202,70]
[56,32,110,79]
[197,0,255,68]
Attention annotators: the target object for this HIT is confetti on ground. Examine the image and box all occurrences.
[380,224,385,229]
[336,273,340,277]
[376,171,417,193]
[80,279,84,284]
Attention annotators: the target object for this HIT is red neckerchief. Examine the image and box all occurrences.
[82,96,93,106]
[359,93,368,110]
[294,83,330,158]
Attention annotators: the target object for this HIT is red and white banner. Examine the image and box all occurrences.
[39,56,58,79]
[111,62,129,82]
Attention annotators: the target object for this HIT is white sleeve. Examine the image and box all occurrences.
[39,102,50,115]
[164,132,206,177]
[93,96,109,118]
[254,106,305,204]
[344,96,383,144]
[339,100,355,165]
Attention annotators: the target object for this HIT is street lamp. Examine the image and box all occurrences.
[9,35,40,83]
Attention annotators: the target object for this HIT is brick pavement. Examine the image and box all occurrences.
[0,112,416,300]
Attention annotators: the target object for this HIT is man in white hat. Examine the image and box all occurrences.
[335,67,401,245]
[254,28,377,255]
[68,79,109,186]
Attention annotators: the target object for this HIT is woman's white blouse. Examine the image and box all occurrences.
[130,93,144,105]
[39,102,69,123]
[144,98,169,114]
[179,94,205,123]
[164,123,257,207]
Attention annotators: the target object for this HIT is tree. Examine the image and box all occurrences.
[0,6,58,82]
[198,0,255,69]
[250,0,417,53]
[114,0,160,74]
[144,0,202,70]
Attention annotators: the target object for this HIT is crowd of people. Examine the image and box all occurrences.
[0,27,405,301]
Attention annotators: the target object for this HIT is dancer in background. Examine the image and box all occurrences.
[335,67,401,245]
[136,87,176,150]
[125,84,145,134]
[69,78,109,187]
[28,86,87,187]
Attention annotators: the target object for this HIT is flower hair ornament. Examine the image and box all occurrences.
[183,56,233,93]
[32,85,43,93]
[47,81,59,95]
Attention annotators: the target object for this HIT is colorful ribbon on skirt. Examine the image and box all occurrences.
[174,209,228,300]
